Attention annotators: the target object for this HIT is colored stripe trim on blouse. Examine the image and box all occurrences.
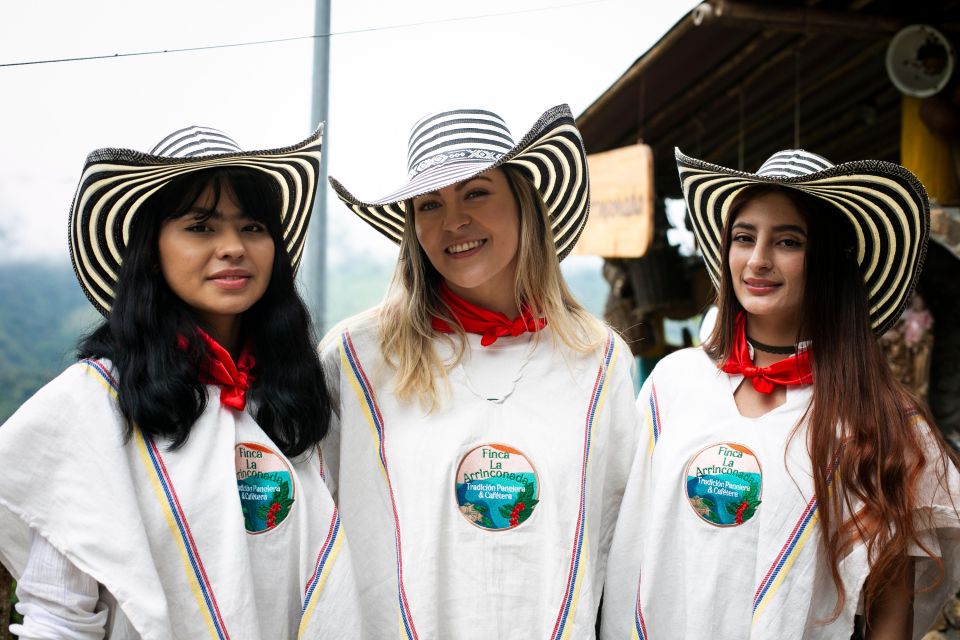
[751,494,820,622]
[752,447,842,623]
[633,571,649,640]
[298,507,344,638]
[645,384,662,455]
[79,359,231,640]
[339,332,420,640]
[550,331,617,640]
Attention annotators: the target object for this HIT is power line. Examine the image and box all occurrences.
[1,0,611,68]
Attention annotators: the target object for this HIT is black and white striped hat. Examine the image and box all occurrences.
[676,148,929,335]
[329,104,589,260]
[69,125,323,315]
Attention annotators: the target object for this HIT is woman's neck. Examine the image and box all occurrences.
[199,316,243,359]
[743,314,799,351]
[444,280,520,317]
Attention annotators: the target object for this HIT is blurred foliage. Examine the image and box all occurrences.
[0,261,97,424]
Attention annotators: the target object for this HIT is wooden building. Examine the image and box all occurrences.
[577,0,960,448]
[576,4,960,632]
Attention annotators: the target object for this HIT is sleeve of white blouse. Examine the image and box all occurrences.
[908,420,960,638]
[599,372,658,640]
[318,334,344,501]
[10,530,108,640]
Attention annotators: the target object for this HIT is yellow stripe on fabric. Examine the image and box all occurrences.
[82,364,118,399]
[132,424,221,639]
[297,535,345,639]
[339,345,390,484]
[559,340,616,639]
[82,363,220,638]
[559,527,590,640]
[590,339,617,448]
[751,511,820,625]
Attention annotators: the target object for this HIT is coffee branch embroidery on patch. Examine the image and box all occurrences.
[455,443,539,531]
[685,442,763,527]
[235,442,296,534]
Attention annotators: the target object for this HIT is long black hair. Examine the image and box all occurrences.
[78,167,330,457]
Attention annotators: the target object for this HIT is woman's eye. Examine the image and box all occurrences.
[416,200,441,212]
[779,238,804,248]
[185,223,212,233]
[732,233,753,243]
[243,223,267,233]
[465,189,488,199]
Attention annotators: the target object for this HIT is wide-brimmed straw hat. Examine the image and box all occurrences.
[69,125,323,315]
[329,104,589,260]
[676,148,929,335]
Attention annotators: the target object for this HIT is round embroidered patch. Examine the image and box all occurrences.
[455,444,539,531]
[235,442,296,534]
[685,442,762,527]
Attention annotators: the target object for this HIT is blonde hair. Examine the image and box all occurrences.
[378,164,606,409]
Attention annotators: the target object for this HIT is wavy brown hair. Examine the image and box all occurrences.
[703,184,958,622]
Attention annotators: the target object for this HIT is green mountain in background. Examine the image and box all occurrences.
[0,259,607,423]
[0,261,99,422]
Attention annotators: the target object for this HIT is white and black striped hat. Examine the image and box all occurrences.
[329,104,589,260]
[676,148,929,335]
[69,124,323,315]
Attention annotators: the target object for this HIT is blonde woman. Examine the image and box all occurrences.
[322,105,642,638]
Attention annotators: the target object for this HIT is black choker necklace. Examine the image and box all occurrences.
[746,335,797,355]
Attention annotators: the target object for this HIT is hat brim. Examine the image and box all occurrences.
[69,126,323,315]
[329,104,589,261]
[676,148,930,335]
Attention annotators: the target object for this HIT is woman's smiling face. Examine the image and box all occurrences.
[728,190,808,339]
[158,180,275,342]
[412,168,520,314]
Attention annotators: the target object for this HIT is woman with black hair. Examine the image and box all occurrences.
[0,126,359,638]
[601,149,960,639]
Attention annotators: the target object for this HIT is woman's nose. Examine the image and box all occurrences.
[441,202,471,231]
[747,244,772,270]
[216,228,246,259]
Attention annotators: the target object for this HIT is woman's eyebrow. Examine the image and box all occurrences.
[452,176,493,192]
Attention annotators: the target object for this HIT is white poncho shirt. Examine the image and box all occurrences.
[321,318,641,640]
[601,347,960,640]
[0,358,361,639]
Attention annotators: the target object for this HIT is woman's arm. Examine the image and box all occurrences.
[11,531,107,640]
[864,557,915,640]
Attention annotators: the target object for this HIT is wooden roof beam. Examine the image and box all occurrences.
[701,39,886,160]
[693,1,903,37]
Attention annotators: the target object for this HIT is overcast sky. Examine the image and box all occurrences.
[0,0,694,270]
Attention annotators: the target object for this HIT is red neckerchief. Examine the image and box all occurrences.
[431,281,547,347]
[177,329,256,410]
[721,312,812,394]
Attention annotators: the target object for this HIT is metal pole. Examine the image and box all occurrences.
[308,0,331,332]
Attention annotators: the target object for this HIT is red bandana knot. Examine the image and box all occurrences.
[720,313,811,394]
[432,282,546,347]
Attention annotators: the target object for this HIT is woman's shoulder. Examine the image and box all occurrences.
[2,358,121,431]
[649,347,718,384]
[318,308,381,359]
[45,358,120,397]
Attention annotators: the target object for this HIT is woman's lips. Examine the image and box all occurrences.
[743,279,780,295]
[445,239,486,258]
[208,270,252,290]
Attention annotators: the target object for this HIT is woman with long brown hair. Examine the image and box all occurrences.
[602,149,959,639]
